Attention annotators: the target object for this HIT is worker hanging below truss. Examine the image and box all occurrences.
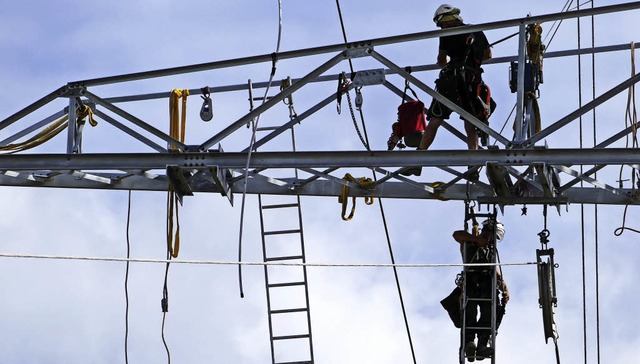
[441,202,509,363]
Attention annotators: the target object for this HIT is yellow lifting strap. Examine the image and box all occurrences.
[169,88,189,150]
[529,92,542,134]
[167,88,189,258]
[512,92,542,134]
[167,190,181,258]
[77,104,98,127]
[0,105,97,154]
[338,173,375,221]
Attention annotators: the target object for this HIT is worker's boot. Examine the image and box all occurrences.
[475,339,493,360]
[464,341,476,362]
[399,166,422,176]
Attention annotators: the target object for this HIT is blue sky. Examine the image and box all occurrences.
[0,1,639,363]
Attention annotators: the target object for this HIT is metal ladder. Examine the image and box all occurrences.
[459,211,499,364]
[252,80,314,364]
[259,191,314,364]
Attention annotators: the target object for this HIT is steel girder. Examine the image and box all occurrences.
[0,3,639,207]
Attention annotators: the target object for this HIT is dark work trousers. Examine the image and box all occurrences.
[464,270,493,344]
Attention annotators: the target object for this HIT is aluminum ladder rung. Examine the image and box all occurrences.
[273,334,310,341]
[257,121,314,363]
[467,297,493,302]
[265,255,303,262]
[270,307,309,315]
[466,326,492,330]
[269,281,306,288]
[256,126,279,131]
[264,229,301,236]
[262,203,300,209]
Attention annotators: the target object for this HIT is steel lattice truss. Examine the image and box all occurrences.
[2,2,640,207]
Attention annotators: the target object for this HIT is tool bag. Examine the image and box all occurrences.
[387,85,426,150]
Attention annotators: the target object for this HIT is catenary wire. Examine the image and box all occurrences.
[124,190,131,364]
[237,0,283,299]
[576,4,589,362]
[0,253,537,268]
[589,2,601,361]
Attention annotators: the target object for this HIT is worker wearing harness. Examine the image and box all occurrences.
[403,4,493,177]
[452,219,509,361]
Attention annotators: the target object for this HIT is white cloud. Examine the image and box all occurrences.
[1,1,640,363]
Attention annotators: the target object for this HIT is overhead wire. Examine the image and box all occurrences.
[576,4,589,361]
[335,2,416,363]
[0,252,537,268]
[589,2,601,362]
[124,190,132,364]
[543,0,575,52]
[237,0,283,298]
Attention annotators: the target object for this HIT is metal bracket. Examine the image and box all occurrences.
[352,69,386,87]
[208,166,233,205]
[533,162,560,198]
[167,165,194,204]
[486,162,514,198]
[344,46,372,59]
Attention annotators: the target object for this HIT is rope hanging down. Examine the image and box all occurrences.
[338,173,374,221]
[167,89,189,259]
[237,0,283,299]
[161,88,190,364]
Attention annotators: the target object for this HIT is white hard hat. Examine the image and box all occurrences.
[433,4,462,26]
[482,219,505,241]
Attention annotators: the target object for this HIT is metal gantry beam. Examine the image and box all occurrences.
[0,3,638,208]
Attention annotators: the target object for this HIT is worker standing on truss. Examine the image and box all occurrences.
[452,219,509,361]
[404,4,495,177]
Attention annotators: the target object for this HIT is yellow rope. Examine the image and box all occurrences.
[338,173,374,221]
[0,105,98,154]
[167,89,189,258]
[76,104,98,127]
[169,89,189,150]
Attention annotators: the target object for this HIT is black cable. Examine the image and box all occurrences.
[614,205,640,235]
[162,192,172,364]
[335,0,370,151]
[376,197,418,364]
[489,31,518,47]
[124,190,132,364]
[543,0,574,53]
[577,4,589,361]
[335,2,415,361]
[589,2,601,362]
[161,259,171,364]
